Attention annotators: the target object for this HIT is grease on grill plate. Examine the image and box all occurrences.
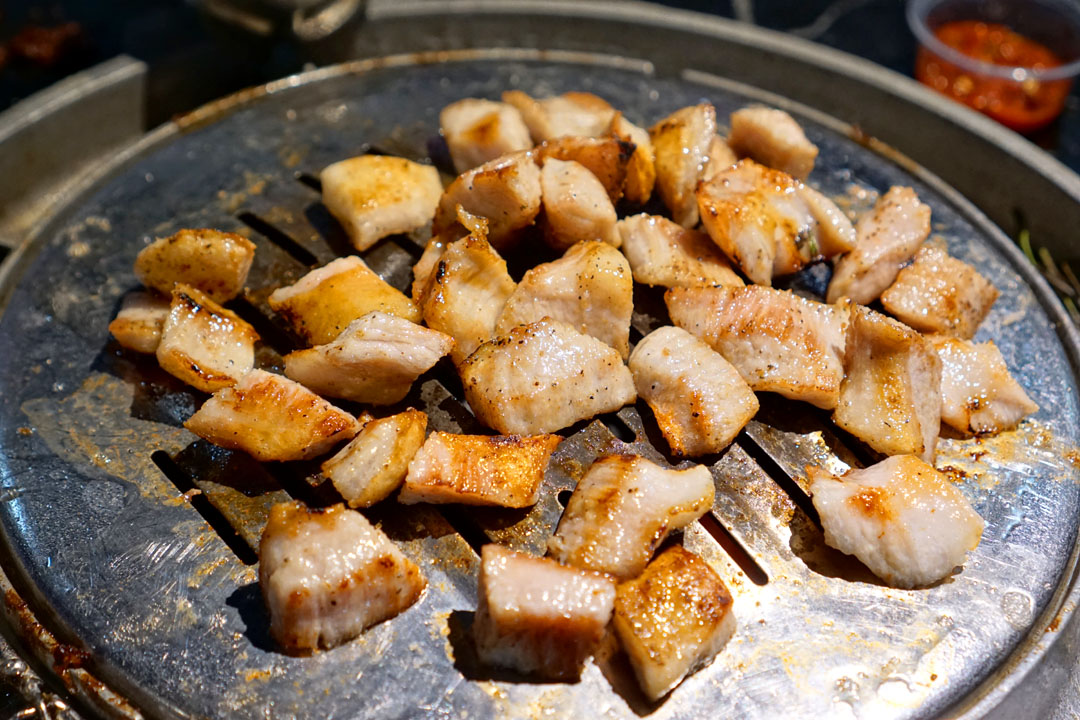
[97,89,1047,714]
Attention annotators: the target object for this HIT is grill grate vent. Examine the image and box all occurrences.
[150,450,259,564]
[236,211,318,266]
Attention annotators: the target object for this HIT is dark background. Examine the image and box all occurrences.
[2,0,1079,172]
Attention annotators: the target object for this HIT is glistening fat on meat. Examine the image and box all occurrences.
[268,256,420,345]
[184,370,361,462]
[459,318,636,435]
[283,311,454,405]
[259,502,426,651]
[808,456,984,588]
[473,544,615,680]
[399,432,562,508]
[495,240,632,358]
[547,454,715,579]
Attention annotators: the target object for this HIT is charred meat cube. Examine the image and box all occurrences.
[399,432,562,508]
[701,135,738,182]
[534,135,631,203]
[184,369,361,462]
[613,546,736,701]
[321,155,443,252]
[666,285,848,410]
[928,335,1038,435]
[697,160,854,285]
[827,186,931,304]
[108,290,170,354]
[460,318,636,435]
[432,151,541,250]
[501,89,616,143]
[610,112,656,204]
[321,409,428,507]
[547,454,715,579]
[629,326,759,457]
[539,157,621,250]
[833,305,942,462]
[411,205,490,303]
[440,98,533,173]
[617,214,743,289]
[650,103,717,227]
[881,246,999,339]
[156,284,257,393]
[134,228,255,303]
[284,311,453,405]
[648,102,717,226]
[420,234,516,366]
[259,501,426,651]
[268,256,420,346]
[727,106,819,180]
[808,455,984,588]
[496,240,632,358]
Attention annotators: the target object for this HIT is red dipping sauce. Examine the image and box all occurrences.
[915,20,1070,132]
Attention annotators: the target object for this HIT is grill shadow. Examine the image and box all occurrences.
[92,338,203,429]
[445,609,581,686]
[237,211,318,267]
[225,582,275,652]
[786,510,886,586]
[151,449,260,565]
[593,628,655,717]
[301,201,354,258]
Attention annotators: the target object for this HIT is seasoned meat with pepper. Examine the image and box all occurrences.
[460,318,636,435]
[833,305,941,462]
[284,311,453,405]
[268,256,420,345]
[184,370,361,462]
[321,155,443,252]
[534,135,632,203]
[666,285,848,410]
[881,246,999,339]
[134,228,255,303]
[650,103,717,227]
[433,151,542,249]
[827,186,931,304]
[697,159,854,284]
[548,454,715,579]
[496,240,632,358]
[629,326,759,457]
[156,284,257,393]
[420,234,516,365]
[321,409,428,508]
[538,158,621,250]
[613,546,736,700]
[617,214,743,289]
[929,335,1039,435]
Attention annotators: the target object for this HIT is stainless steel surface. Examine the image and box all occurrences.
[0,56,146,251]
[0,49,1077,719]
